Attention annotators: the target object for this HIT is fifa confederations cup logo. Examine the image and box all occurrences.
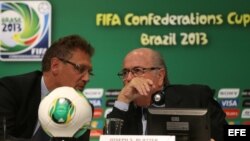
[0,1,51,61]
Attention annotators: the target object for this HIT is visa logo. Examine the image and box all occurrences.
[220,99,238,108]
[89,99,102,107]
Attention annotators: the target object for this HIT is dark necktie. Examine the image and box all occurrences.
[136,106,143,134]
[136,107,149,135]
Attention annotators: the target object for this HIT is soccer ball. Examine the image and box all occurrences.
[38,86,92,138]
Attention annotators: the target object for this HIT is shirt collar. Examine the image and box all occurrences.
[41,76,49,99]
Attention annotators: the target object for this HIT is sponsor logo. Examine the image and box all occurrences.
[228,121,236,125]
[91,119,104,129]
[219,99,239,108]
[106,89,120,97]
[104,108,113,118]
[89,99,102,107]
[90,129,103,137]
[242,89,250,97]
[106,99,116,107]
[218,88,240,99]
[223,109,240,119]
[242,121,250,125]
[241,108,250,119]
[93,108,103,118]
[242,99,250,107]
[227,120,241,125]
[83,88,103,99]
[91,120,98,128]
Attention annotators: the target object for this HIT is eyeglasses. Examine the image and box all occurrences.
[117,67,161,80]
[58,58,94,76]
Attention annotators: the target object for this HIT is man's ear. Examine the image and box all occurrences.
[157,69,166,86]
[50,57,60,74]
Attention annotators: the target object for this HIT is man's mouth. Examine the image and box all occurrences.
[75,85,84,91]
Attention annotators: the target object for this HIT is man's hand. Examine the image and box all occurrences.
[117,77,155,103]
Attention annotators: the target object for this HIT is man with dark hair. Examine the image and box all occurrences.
[0,34,94,140]
[107,47,226,141]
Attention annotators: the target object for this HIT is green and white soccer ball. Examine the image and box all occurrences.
[38,86,92,138]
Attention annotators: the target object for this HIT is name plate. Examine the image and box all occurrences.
[100,135,175,141]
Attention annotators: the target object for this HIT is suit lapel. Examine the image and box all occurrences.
[28,73,42,136]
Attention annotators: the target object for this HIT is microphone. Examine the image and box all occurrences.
[151,86,167,106]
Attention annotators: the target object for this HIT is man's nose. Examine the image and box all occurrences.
[125,71,135,81]
[81,72,90,82]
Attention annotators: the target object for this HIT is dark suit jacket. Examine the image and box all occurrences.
[107,84,227,141]
[0,71,91,141]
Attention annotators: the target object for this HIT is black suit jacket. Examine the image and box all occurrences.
[107,84,226,141]
[0,71,91,140]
